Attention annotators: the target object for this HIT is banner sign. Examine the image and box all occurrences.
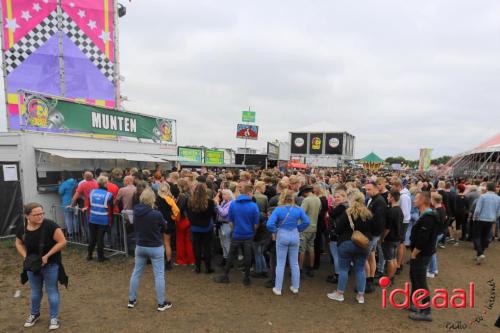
[236,124,259,140]
[325,133,344,155]
[290,133,308,154]
[418,148,433,172]
[178,147,203,163]
[267,142,280,160]
[242,111,256,123]
[18,93,176,143]
[2,0,117,131]
[309,133,324,155]
[205,149,224,165]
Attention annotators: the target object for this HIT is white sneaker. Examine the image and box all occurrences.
[356,294,365,304]
[327,291,344,302]
[272,288,282,296]
[475,255,485,265]
[426,272,435,278]
[49,318,59,330]
[24,314,40,328]
[290,287,299,295]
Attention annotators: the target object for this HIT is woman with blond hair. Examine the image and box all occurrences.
[327,191,374,304]
[128,188,172,311]
[266,190,310,296]
[156,182,180,270]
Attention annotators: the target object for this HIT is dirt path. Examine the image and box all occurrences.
[0,239,498,333]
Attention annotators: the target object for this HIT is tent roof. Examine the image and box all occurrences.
[475,133,500,150]
[360,152,384,163]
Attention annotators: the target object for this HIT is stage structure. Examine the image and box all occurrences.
[289,125,355,167]
[449,133,500,182]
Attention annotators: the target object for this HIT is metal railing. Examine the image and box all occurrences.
[51,205,131,257]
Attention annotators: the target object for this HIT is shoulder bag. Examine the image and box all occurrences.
[347,214,369,250]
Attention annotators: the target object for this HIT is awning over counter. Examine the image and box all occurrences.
[37,149,168,163]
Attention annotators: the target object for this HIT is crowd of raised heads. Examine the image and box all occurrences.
[16,165,500,330]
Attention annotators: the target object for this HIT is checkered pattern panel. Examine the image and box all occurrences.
[4,11,59,74]
[61,12,114,81]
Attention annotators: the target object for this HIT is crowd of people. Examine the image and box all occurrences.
[14,166,500,330]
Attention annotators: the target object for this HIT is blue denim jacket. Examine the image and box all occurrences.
[473,192,500,222]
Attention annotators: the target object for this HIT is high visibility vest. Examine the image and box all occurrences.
[89,189,112,225]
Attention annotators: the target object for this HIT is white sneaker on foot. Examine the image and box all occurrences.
[426,272,436,278]
[49,318,59,330]
[356,294,365,304]
[327,291,344,302]
[24,314,40,328]
[272,288,282,296]
[290,286,299,294]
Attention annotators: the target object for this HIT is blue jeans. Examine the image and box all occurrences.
[428,234,443,273]
[64,208,78,235]
[329,241,339,274]
[129,245,165,304]
[337,240,369,294]
[27,264,59,319]
[275,228,300,291]
[253,240,268,273]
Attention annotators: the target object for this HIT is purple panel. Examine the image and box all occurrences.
[6,34,61,96]
[62,35,114,100]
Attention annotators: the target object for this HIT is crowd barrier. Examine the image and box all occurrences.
[51,205,133,257]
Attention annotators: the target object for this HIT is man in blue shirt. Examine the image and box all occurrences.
[215,182,259,286]
[472,182,500,264]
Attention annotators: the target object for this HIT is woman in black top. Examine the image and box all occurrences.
[187,183,215,274]
[327,191,374,305]
[326,189,348,284]
[454,184,469,242]
[15,203,67,330]
[313,185,329,270]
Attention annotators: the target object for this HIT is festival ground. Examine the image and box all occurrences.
[1,240,498,333]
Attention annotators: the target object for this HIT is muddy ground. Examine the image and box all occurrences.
[0,239,498,333]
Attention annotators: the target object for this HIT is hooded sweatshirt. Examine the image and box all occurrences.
[133,203,167,247]
[399,188,412,223]
[228,195,260,241]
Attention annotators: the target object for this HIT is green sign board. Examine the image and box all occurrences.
[205,149,225,165]
[19,93,176,143]
[242,111,256,123]
[178,147,203,163]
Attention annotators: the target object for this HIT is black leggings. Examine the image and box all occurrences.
[192,231,212,271]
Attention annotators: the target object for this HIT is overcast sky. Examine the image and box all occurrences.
[118,0,500,159]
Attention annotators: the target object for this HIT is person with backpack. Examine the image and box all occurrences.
[156,182,180,270]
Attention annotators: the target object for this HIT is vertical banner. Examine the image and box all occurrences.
[290,133,307,154]
[325,133,344,155]
[418,148,433,172]
[309,133,323,155]
[1,0,117,131]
